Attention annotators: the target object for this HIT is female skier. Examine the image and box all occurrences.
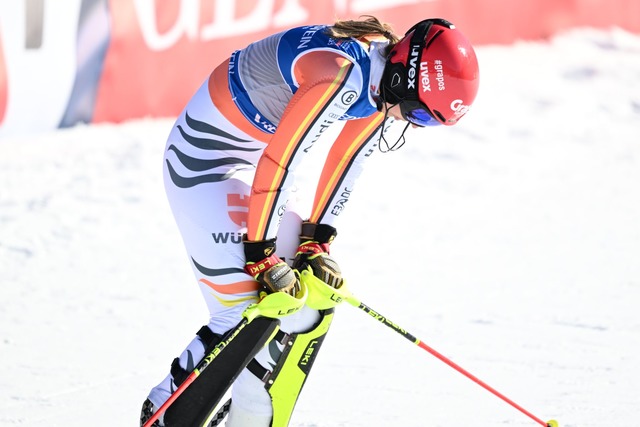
[141,15,479,427]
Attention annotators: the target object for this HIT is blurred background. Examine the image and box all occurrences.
[1,0,639,137]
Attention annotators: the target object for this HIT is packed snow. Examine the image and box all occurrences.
[1,28,639,427]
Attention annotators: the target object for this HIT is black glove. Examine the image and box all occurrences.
[243,236,300,295]
[292,222,344,289]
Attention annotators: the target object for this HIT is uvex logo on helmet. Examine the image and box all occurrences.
[419,60,446,93]
[420,62,430,92]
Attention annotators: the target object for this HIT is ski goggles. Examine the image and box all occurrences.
[400,99,443,127]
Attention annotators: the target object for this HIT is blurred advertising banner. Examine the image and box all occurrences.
[1,0,639,136]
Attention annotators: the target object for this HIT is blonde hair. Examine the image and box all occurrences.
[326,15,400,45]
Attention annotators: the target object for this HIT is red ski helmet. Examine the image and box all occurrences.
[380,18,479,126]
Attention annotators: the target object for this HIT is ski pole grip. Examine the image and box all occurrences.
[299,267,354,309]
[243,279,308,322]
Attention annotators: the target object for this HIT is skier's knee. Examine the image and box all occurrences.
[170,325,222,386]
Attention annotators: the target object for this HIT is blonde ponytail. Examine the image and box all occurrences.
[326,15,400,44]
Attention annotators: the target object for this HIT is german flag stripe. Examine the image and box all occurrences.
[253,60,354,239]
[199,278,260,294]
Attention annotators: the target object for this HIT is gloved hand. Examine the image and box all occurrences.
[292,221,344,289]
[243,236,301,296]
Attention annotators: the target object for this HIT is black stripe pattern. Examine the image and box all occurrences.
[166,112,261,188]
[192,257,245,277]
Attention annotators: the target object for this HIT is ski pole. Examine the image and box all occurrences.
[344,294,558,427]
[144,288,308,427]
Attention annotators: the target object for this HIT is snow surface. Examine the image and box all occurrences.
[1,28,640,427]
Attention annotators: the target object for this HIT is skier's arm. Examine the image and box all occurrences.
[308,113,384,226]
[246,51,362,242]
[291,114,384,289]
